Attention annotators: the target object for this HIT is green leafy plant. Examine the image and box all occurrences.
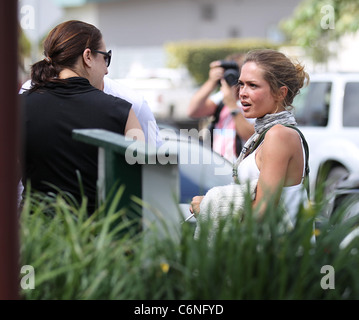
[19,186,359,300]
[280,0,359,64]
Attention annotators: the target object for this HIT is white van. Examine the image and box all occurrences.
[293,73,359,212]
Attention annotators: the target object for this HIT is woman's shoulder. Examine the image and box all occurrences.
[266,124,299,140]
[263,124,302,151]
[103,76,144,106]
[99,88,132,107]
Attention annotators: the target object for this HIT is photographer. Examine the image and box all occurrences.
[187,53,254,162]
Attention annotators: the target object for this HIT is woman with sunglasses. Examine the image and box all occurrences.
[20,20,144,214]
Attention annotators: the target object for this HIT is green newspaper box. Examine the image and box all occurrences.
[72,129,180,238]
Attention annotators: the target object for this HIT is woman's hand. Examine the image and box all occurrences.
[190,196,204,217]
[208,61,224,84]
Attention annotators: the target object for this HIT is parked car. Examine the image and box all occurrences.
[158,123,233,222]
[331,173,359,221]
[325,173,359,246]
[292,73,359,217]
[115,68,197,121]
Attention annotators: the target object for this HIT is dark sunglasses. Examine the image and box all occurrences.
[93,49,112,67]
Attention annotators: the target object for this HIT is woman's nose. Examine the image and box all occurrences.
[239,85,247,98]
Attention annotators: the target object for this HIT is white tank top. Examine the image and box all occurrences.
[236,137,308,227]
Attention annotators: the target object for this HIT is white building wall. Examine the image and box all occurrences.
[62,3,99,27]
[59,0,300,77]
[330,33,359,72]
[34,0,359,76]
[95,0,301,46]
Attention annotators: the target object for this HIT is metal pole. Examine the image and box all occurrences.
[0,0,20,300]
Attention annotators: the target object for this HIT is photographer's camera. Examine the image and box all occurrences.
[219,60,240,87]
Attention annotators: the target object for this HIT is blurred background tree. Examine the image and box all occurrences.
[165,39,278,85]
[281,0,359,64]
[18,23,31,86]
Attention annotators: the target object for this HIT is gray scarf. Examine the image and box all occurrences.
[232,111,297,180]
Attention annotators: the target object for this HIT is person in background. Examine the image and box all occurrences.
[190,49,310,228]
[187,53,254,162]
[20,20,144,213]
[102,76,162,147]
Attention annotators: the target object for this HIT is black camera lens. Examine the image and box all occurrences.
[219,60,239,70]
[224,69,239,86]
[219,60,240,87]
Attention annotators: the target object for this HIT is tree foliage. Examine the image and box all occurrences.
[18,24,31,71]
[165,39,278,85]
[281,0,359,63]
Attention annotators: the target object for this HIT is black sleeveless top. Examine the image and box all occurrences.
[21,77,132,213]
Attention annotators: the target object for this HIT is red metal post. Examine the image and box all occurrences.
[0,0,20,299]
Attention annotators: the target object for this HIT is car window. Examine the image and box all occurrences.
[343,82,359,127]
[293,81,331,127]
